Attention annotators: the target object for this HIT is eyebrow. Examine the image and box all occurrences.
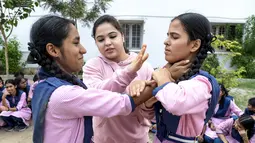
[169,32,180,36]
[96,31,117,39]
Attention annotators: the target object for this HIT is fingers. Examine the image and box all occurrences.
[138,44,147,57]
[141,53,149,63]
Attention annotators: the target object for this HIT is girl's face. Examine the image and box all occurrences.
[164,19,199,64]
[234,119,245,131]
[248,104,255,112]
[19,78,27,89]
[95,22,126,62]
[48,24,87,73]
[5,83,16,95]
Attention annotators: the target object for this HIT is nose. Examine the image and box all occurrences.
[164,37,170,46]
[104,37,112,46]
[80,44,87,54]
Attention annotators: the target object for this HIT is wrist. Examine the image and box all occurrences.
[157,79,171,86]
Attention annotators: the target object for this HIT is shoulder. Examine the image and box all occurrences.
[85,57,103,66]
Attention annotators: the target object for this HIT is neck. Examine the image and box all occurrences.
[12,90,17,96]
[114,53,129,63]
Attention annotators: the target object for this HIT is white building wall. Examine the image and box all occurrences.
[6,0,255,68]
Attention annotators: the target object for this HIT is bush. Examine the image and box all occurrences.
[0,37,22,74]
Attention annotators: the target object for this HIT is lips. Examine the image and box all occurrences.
[105,48,114,53]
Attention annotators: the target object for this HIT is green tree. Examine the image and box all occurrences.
[38,0,112,26]
[0,0,38,76]
[231,15,255,78]
[0,37,22,74]
[243,15,255,56]
[202,35,245,88]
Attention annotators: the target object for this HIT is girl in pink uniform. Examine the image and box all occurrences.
[83,15,154,143]
[26,15,154,143]
[131,12,220,143]
[216,114,255,143]
[0,79,31,132]
[204,83,243,142]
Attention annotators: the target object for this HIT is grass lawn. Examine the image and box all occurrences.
[229,79,255,110]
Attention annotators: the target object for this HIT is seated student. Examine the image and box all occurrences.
[204,83,243,143]
[0,79,32,132]
[244,97,255,116]
[14,71,33,86]
[15,77,31,102]
[216,114,255,143]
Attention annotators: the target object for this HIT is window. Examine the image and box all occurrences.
[218,26,225,36]
[211,25,226,36]
[120,21,143,50]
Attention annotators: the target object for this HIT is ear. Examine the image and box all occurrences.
[46,43,61,58]
[14,85,17,88]
[190,39,201,53]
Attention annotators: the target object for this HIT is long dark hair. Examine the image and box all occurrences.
[219,83,229,108]
[172,13,216,81]
[239,114,255,139]
[92,15,129,54]
[248,97,255,107]
[26,15,85,88]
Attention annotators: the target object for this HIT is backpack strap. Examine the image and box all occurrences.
[193,70,220,125]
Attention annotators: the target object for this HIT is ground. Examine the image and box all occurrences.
[0,126,154,143]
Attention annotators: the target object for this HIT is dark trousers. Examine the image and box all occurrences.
[1,115,26,127]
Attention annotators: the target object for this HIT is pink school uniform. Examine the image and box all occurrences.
[28,81,39,99]
[83,52,154,143]
[153,75,214,143]
[0,92,31,126]
[204,100,243,139]
[216,118,255,143]
[43,85,135,143]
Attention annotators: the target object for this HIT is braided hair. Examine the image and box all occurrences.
[26,15,86,88]
[172,13,216,81]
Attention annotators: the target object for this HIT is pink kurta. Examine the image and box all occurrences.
[28,81,39,99]
[216,118,255,143]
[0,92,31,126]
[43,85,134,143]
[204,100,243,139]
[153,75,213,143]
[83,52,154,143]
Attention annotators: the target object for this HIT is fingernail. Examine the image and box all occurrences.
[186,60,189,62]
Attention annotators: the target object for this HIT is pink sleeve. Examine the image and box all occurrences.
[216,118,234,135]
[82,58,137,93]
[250,134,255,143]
[154,75,212,116]
[229,101,244,116]
[16,93,26,110]
[50,85,135,119]
[28,81,38,98]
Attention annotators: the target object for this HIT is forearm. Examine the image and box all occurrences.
[1,97,8,107]
[9,107,17,111]
[241,135,249,143]
[217,134,228,143]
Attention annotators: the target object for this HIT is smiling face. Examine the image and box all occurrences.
[94,22,127,62]
[47,24,87,73]
[5,83,16,95]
